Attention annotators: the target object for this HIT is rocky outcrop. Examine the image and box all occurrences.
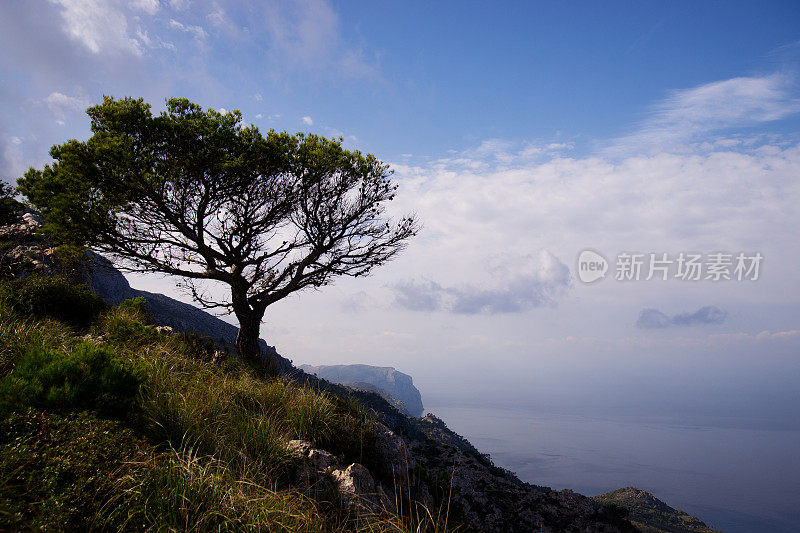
[417,413,480,453]
[299,364,424,417]
[286,422,432,520]
[0,209,89,284]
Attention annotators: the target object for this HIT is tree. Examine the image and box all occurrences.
[0,181,23,226]
[18,96,418,372]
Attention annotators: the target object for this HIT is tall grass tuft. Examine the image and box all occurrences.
[104,447,333,532]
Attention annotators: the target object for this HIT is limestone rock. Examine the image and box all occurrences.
[330,463,379,512]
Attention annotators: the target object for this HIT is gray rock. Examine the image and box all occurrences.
[286,440,384,516]
[330,463,380,513]
[286,440,337,495]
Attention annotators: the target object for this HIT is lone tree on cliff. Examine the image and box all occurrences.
[18,96,418,372]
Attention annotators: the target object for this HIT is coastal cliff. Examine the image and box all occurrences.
[299,364,425,417]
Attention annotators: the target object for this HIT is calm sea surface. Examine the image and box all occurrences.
[425,399,800,533]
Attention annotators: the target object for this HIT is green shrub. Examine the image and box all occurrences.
[99,296,161,346]
[0,275,108,329]
[0,341,146,416]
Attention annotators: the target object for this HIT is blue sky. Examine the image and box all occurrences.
[2,1,800,424]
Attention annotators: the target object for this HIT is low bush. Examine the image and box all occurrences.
[0,311,76,378]
[99,296,160,346]
[0,275,108,329]
[0,341,146,416]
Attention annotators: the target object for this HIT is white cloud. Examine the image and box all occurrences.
[168,0,190,9]
[135,25,175,51]
[169,18,207,40]
[385,131,800,324]
[610,73,800,154]
[302,116,313,126]
[636,306,728,328]
[131,0,160,15]
[0,134,28,182]
[206,2,229,28]
[255,113,263,119]
[48,0,144,56]
[44,91,89,118]
[135,26,153,47]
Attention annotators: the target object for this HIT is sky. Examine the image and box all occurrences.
[2,1,800,426]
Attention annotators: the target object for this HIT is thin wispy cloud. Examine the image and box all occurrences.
[130,0,160,15]
[169,18,208,40]
[43,91,89,119]
[262,0,378,79]
[48,0,146,56]
[608,73,800,154]
[636,306,728,329]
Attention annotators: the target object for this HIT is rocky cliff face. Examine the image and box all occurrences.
[338,380,414,416]
[299,363,425,417]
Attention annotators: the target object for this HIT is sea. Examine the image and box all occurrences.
[425,396,800,533]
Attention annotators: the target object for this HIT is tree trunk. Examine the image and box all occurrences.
[234,309,277,375]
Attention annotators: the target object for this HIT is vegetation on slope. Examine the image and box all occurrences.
[0,274,432,531]
[593,487,719,533]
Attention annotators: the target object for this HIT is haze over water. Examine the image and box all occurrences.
[426,391,800,533]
